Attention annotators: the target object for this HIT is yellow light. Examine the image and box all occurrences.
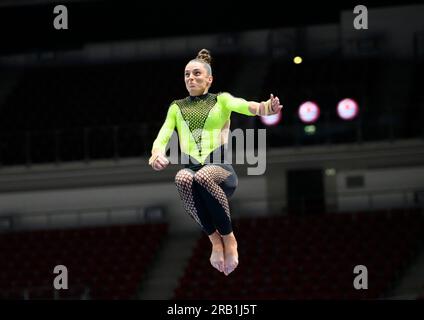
[293,56,303,64]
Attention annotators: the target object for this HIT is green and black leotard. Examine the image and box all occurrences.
[151,92,255,235]
[152,92,255,166]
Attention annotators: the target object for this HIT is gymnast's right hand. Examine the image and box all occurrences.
[149,152,169,171]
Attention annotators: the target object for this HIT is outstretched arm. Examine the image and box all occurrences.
[248,94,282,116]
[220,92,283,117]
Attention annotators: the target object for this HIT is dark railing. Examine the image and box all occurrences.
[0,122,160,167]
[0,116,422,167]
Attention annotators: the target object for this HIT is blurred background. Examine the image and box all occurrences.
[0,0,423,300]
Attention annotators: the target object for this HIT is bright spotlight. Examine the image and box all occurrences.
[337,98,359,120]
[298,101,320,123]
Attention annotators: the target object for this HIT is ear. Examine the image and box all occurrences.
[208,75,213,85]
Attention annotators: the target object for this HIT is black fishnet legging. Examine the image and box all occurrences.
[175,165,234,235]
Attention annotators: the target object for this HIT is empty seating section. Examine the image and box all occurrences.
[1,209,422,300]
[174,209,424,299]
[0,222,168,299]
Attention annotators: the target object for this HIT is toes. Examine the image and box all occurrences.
[218,261,224,273]
[226,266,234,275]
[224,260,239,275]
[211,259,225,273]
[211,262,220,272]
[226,265,235,275]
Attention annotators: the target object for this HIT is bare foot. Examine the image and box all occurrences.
[208,232,225,273]
[222,232,239,276]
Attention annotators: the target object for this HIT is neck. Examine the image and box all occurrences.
[190,92,209,99]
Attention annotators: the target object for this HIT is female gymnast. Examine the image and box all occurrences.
[149,49,282,276]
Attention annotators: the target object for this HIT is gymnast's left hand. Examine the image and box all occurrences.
[268,93,283,115]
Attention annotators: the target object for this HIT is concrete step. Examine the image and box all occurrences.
[386,245,424,299]
[138,231,201,300]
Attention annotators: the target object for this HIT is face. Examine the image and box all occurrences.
[184,61,213,96]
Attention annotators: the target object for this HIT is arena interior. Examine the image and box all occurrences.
[0,0,423,301]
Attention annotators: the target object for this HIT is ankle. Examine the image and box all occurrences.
[209,232,223,247]
[222,232,237,247]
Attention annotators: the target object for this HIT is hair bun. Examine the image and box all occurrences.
[196,49,212,65]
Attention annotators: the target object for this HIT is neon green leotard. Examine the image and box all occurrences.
[151,92,255,164]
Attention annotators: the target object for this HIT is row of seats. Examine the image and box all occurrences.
[174,209,424,300]
[0,222,168,299]
[1,209,422,299]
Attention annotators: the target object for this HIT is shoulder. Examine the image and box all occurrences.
[217,92,232,98]
[163,101,181,117]
[217,92,246,106]
[217,92,233,102]
[171,96,190,108]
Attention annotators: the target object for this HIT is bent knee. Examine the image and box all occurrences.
[193,171,212,186]
[175,169,194,186]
